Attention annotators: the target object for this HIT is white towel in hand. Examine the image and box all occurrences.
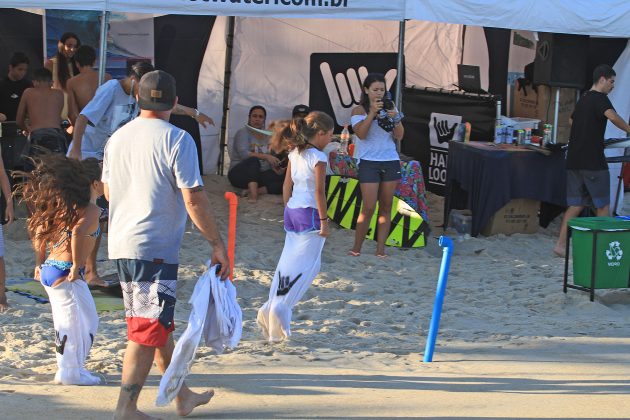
[156,263,241,407]
[204,263,242,352]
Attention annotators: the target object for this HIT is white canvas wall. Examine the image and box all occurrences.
[198,17,463,173]
[605,40,630,214]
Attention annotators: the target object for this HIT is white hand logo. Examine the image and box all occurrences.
[429,112,462,150]
[320,62,397,126]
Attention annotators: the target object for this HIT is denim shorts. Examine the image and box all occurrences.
[357,159,401,183]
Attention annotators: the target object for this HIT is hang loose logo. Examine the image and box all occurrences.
[434,117,459,144]
[320,62,397,126]
[55,330,68,355]
[276,271,302,296]
[429,112,462,150]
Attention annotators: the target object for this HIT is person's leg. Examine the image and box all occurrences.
[153,334,214,417]
[115,258,178,419]
[228,157,262,202]
[554,205,584,257]
[350,182,379,255]
[84,223,106,287]
[555,169,589,257]
[0,257,7,312]
[596,205,610,216]
[113,341,157,420]
[259,170,284,195]
[375,180,399,257]
[0,225,7,311]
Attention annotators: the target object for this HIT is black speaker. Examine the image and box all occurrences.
[533,33,589,89]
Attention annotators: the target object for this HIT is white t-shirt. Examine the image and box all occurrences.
[70,79,138,160]
[351,114,399,161]
[102,117,203,264]
[287,147,328,209]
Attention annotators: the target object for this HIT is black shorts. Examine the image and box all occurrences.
[566,169,610,209]
[357,159,401,183]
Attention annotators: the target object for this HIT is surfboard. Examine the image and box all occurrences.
[326,175,429,248]
[604,137,630,149]
[6,277,124,312]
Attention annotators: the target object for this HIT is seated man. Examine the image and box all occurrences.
[16,68,65,161]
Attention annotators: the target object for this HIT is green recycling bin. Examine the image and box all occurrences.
[569,217,630,289]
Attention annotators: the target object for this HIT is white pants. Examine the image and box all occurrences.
[257,231,326,342]
[44,280,100,385]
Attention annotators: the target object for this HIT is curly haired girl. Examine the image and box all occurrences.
[18,155,103,385]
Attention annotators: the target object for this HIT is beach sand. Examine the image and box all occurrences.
[1,175,630,419]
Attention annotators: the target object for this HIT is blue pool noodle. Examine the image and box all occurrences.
[423,235,454,362]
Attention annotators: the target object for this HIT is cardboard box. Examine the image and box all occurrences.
[481,198,540,236]
[512,81,577,144]
[449,209,472,235]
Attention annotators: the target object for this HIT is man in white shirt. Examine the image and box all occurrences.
[103,70,229,419]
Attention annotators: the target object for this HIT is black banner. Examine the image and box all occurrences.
[309,52,401,133]
[400,87,496,196]
[154,14,216,174]
[0,9,43,83]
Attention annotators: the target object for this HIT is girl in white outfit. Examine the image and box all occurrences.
[257,111,334,342]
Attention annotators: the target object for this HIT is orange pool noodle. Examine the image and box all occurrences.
[224,191,238,281]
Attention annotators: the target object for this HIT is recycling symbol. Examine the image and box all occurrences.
[605,241,623,261]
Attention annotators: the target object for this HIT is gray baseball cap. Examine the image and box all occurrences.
[137,70,176,111]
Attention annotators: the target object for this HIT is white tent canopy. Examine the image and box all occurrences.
[3,0,630,36]
[407,0,630,37]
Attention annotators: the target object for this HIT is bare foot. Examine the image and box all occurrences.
[375,253,389,259]
[84,271,107,287]
[86,277,107,288]
[175,388,214,417]
[553,246,566,258]
[0,294,8,312]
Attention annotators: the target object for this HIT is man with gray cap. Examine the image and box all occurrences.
[103,70,229,419]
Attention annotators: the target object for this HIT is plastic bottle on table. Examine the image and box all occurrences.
[494,121,503,144]
[543,124,552,145]
[524,128,532,145]
[339,125,350,155]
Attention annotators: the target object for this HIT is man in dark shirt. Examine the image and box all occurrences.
[0,52,32,122]
[554,64,630,257]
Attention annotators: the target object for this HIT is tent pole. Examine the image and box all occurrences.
[395,20,405,111]
[395,20,405,153]
[218,16,235,176]
[460,25,467,65]
[552,87,560,144]
[98,11,109,85]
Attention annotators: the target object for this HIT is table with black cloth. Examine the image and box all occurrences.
[444,141,567,237]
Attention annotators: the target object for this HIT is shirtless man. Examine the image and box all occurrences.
[16,68,65,158]
[66,46,111,287]
[66,45,111,126]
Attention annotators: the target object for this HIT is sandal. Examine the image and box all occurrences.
[375,253,389,259]
[347,250,361,257]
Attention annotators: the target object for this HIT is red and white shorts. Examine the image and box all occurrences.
[116,259,178,347]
